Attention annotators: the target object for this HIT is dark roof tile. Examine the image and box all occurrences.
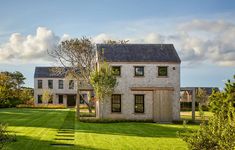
[96,44,181,63]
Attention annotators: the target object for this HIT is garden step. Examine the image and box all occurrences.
[51,143,74,147]
[54,138,74,140]
[56,134,74,137]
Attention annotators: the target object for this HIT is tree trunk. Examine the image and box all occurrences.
[76,90,80,120]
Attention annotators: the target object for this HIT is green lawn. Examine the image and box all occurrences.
[0,108,198,150]
[180,111,213,121]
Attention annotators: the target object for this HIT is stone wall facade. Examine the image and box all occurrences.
[97,62,181,121]
[34,78,87,106]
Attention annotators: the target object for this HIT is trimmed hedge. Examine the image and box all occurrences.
[16,104,66,109]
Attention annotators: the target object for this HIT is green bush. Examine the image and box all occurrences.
[0,123,16,149]
[80,118,153,123]
[16,104,66,109]
[179,75,235,150]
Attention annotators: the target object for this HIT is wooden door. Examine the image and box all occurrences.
[153,90,173,122]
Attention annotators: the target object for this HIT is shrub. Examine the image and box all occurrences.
[179,75,235,150]
[16,104,66,109]
[80,118,153,123]
[0,123,16,149]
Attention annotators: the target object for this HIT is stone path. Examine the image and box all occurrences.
[51,110,75,147]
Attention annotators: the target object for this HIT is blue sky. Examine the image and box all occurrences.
[0,0,235,89]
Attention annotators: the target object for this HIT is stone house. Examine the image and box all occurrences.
[34,67,89,107]
[95,44,181,122]
[34,44,181,122]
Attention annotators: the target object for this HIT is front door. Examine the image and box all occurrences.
[67,95,76,107]
[153,90,173,122]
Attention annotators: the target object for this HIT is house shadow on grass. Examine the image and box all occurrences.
[0,108,70,129]
[5,135,106,150]
[75,122,184,138]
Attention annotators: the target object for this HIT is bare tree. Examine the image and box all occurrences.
[49,37,128,119]
[49,37,96,119]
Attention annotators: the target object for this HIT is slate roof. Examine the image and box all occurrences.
[96,44,181,63]
[34,67,69,78]
[181,87,220,95]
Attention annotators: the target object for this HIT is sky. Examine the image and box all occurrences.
[0,0,235,89]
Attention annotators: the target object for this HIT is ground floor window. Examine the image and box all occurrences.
[38,95,42,104]
[58,95,63,104]
[48,95,53,104]
[134,94,144,113]
[111,94,121,112]
[80,94,86,104]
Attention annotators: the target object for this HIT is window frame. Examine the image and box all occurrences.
[48,95,53,104]
[37,95,42,104]
[112,66,121,76]
[79,94,86,104]
[134,66,144,77]
[48,80,53,89]
[38,80,42,89]
[111,94,121,113]
[58,80,64,89]
[69,80,74,89]
[58,95,63,104]
[134,94,145,113]
[158,66,168,77]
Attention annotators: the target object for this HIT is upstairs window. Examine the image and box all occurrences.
[158,66,168,77]
[134,95,144,113]
[69,80,74,89]
[58,80,63,89]
[111,94,121,113]
[112,66,121,76]
[134,66,144,76]
[48,80,53,89]
[38,80,42,89]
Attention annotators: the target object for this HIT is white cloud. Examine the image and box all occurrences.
[1,20,235,67]
[0,27,60,64]
[172,20,235,66]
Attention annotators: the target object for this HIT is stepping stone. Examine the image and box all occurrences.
[54,138,74,140]
[57,131,74,134]
[56,134,74,137]
[51,143,74,147]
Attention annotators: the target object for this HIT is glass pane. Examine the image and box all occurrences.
[135,67,144,76]
[158,67,167,76]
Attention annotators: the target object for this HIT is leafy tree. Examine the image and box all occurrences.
[49,37,127,119]
[0,73,15,107]
[196,88,208,107]
[90,62,117,118]
[42,90,52,104]
[179,75,235,150]
[49,37,96,117]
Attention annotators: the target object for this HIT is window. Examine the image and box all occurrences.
[58,80,63,89]
[38,80,42,89]
[80,94,86,104]
[134,95,144,113]
[38,95,42,104]
[48,95,53,104]
[58,95,63,104]
[69,80,74,89]
[111,94,121,113]
[158,66,168,77]
[112,66,121,76]
[134,66,144,76]
[48,80,53,89]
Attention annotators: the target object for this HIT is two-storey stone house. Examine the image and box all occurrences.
[34,67,88,107]
[95,44,181,122]
[34,44,181,122]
